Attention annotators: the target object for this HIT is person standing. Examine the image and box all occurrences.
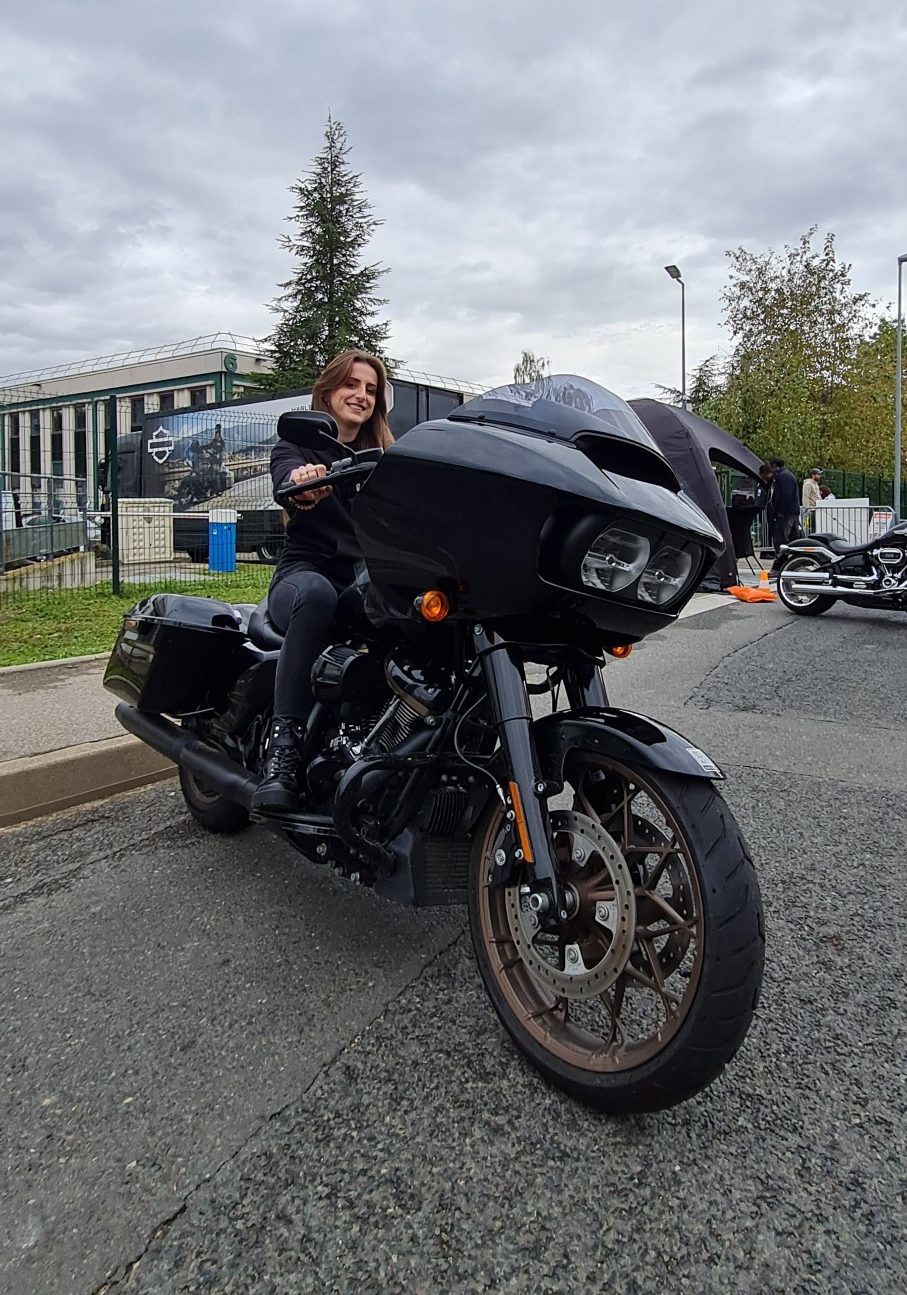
[802,468,822,511]
[768,456,800,555]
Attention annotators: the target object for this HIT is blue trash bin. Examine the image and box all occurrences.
[208,508,237,573]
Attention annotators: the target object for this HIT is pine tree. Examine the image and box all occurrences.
[258,116,392,390]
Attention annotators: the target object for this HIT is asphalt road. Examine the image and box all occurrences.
[1,599,905,1294]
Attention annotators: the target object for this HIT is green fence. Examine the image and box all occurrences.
[717,466,906,516]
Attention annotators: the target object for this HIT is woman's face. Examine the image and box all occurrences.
[327,360,378,442]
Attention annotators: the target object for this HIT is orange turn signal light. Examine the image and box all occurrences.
[417,590,450,622]
[606,644,633,659]
[507,781,535,863]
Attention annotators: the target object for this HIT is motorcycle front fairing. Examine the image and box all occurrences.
[351,416,723,644]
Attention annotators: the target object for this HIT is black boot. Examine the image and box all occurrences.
[251,717,305,814]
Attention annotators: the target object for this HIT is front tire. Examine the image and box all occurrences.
[468,756,764,1114]
[777,555,835,615]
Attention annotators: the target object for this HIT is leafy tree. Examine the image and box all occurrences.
[255,115,392,391]
[828,318,905,476]
[707,228,875,468]
[512,350,550,384]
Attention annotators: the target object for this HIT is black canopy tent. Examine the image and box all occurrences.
[629,399,764,588]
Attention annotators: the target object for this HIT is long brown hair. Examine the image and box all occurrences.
[311,351,394,449]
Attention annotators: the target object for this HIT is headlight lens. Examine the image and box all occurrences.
[638,544,695,606]
[581,528,651,593]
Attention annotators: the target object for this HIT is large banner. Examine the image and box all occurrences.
[140,392,315,514]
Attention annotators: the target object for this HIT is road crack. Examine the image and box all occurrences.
[683,617,795,708]
[88,925,469,1292]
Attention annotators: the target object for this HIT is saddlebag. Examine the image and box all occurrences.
[103,592,245,715]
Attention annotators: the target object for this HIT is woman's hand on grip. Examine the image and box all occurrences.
[287,463,332,510]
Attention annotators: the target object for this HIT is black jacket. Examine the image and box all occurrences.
[770,467,799,518]
[269,438,359,583]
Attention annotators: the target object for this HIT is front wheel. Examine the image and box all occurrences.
[777,555,835,615]
[468,755,764,1114]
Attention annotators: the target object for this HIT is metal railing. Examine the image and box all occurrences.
[1,466,275,607]
[800,502,897,544]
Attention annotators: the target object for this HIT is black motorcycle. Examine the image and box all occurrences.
[104,377,764,1114]
[777,520,907,616]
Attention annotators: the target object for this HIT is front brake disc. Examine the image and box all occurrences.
[504,810,636,1000]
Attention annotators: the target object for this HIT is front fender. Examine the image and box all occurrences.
[533,708,723,786]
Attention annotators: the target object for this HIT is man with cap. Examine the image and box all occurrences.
[802,468,822,511]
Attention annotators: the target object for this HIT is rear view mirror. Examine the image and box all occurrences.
[277,410,344,458]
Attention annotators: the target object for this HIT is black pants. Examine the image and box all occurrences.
[268,566,345,721]
[772,514,800,553]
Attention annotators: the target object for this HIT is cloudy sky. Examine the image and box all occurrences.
[2,0,905,398]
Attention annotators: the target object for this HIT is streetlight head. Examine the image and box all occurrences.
[899,252,907,264]
[664,264,682,281]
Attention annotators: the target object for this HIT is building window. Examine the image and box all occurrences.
[74,405,88,482]
[9,414,20,477]
[189,386,207,407]
[51,407,64,477]
[30,410,42,477]
[130,396,145,432]
[159,391,175,412]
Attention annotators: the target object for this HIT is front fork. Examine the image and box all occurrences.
[475,626,607,922]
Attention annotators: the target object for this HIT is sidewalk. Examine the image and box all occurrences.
[0,655,173,829]
[0,571,768,830]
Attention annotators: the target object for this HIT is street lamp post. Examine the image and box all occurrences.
[664,264,686,410]
[896,253,907,521]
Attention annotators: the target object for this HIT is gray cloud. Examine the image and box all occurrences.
[1,0,905,398]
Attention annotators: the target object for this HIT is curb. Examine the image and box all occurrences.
[0,652,108,676]
[0,735,175,831]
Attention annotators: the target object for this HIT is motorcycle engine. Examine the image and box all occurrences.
[872,546,907,588]
[308,649,448,798]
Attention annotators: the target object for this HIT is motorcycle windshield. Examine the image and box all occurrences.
[454,375,662,453]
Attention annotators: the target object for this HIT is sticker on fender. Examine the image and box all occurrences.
[684,745,722,777]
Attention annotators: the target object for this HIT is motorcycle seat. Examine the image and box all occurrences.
[798,532,864,556]
[247,598,285,651]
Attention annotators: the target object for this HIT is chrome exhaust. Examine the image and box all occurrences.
[784,581,889,598]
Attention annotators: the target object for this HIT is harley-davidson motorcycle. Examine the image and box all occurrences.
[104,376,764,1114]
[777,520,907,616]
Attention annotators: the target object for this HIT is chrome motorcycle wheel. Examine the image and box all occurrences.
[468,754,764,1113]
[777,555,835,615]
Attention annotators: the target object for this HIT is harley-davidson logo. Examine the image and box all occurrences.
[147,425,175,464]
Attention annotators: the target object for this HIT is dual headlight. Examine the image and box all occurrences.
[580,526,698,608]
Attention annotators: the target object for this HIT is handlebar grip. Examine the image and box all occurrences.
[275,458,355,504]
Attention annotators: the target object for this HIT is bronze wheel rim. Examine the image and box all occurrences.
[477,758,705,1073]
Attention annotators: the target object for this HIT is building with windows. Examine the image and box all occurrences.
[0,334,269,503]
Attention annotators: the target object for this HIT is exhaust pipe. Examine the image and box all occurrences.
[784,581,892,599]
[115,703,259,808]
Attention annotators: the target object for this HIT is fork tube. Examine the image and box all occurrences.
[474,627,567,915]
[564,657,608,709]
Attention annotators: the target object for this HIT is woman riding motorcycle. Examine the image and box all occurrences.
[251,350,394,813]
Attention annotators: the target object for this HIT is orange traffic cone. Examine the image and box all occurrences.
[726,568,777,603]
[751,569,776,601]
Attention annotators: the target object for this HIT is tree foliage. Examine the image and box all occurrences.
[255,116,392,391]
[513,349,550,384]
[657,355,723,414]
[699,228,904,479]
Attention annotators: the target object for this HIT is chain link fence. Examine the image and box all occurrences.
[1,393,288,610]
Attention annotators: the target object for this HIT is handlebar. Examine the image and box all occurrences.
[274,456,376,506]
